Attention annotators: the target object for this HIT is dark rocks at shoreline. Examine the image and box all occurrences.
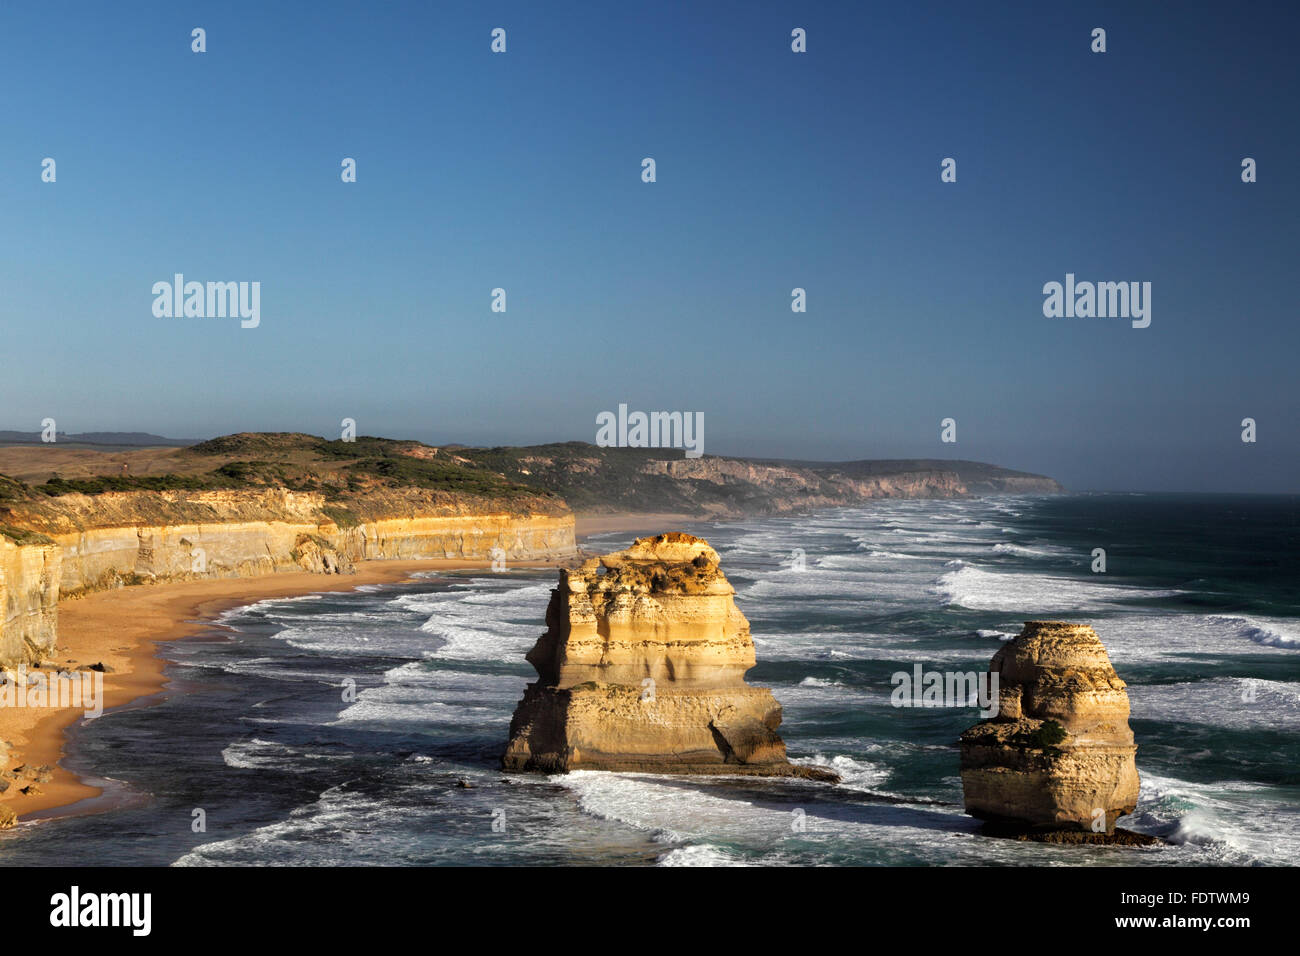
[979,820,1161,847]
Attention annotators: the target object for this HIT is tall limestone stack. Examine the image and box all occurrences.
[960,621,1140,836]
[503,532,835,780]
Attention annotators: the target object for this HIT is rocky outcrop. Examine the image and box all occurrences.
[960,621,1140,835]
[290,534,355,575]
[503,532,836,781]
[0,536,61,667]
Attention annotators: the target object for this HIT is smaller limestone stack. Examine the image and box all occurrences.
[503,532,835,781]
[960,621,1140,836]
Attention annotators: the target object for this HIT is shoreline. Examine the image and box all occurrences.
[0,515,698,825]
[0,556,574,824]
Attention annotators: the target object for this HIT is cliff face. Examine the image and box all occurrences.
[959,621,1139,834]
[0,537,61,666]
[638,459,968,512]
[0,486,574,669]
[2,489,574,598]
[503,532,836,780]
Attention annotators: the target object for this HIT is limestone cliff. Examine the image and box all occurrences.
[503,532,836,780]
[1,488,574,598]
[0,535,61,667]
[959,621,1140,835]
[0,487,574,669]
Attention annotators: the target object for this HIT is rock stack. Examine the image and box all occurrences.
[960,621,1141,837]
[503,532,835,781]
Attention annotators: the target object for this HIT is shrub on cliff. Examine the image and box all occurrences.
[0,525,55,546]
[37,473,222,496]
[0,474,30,502]
[320,505,361,529]
[342,456,543,499]
[1027,719,1068,749]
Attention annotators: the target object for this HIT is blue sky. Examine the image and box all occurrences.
[1,1,1296,491]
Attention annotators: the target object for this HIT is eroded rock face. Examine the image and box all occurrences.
[503,532,835,780]
[960,621,1139,833]
[291,534,355,575]
[0,537,61,669]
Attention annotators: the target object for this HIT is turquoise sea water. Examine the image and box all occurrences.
[2,493,1296,866]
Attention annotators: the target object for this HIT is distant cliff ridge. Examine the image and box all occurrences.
[462,444,1064,517]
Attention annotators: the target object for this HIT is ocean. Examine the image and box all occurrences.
[2,493,1296,866]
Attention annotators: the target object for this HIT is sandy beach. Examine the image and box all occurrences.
[0,514,694,824]
[574,512,697,539]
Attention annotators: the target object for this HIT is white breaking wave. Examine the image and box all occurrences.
[1209,614,1300,649]
[798,676,843,688]
[933,564,1179,613]
[1129,772,1300,866]
[217,592,325,623]
[1128,677,1300,731]
[409,581,551,662]
[656,844,751,867]
[790,753,891,791]
[991,542,1060,558]
[220,737,344,771]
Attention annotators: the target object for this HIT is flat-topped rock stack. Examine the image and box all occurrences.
[960,621,1145,840]
[503,532,836,781]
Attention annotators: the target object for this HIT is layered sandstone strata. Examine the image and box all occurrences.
[503,532,835,780]
[960,621,1139,834]
[2,489,574,598]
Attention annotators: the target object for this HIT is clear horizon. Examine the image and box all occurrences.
[2,1,1296,493]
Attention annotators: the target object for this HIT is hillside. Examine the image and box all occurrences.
[0,433,1063,523]
[0,432,562,523]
